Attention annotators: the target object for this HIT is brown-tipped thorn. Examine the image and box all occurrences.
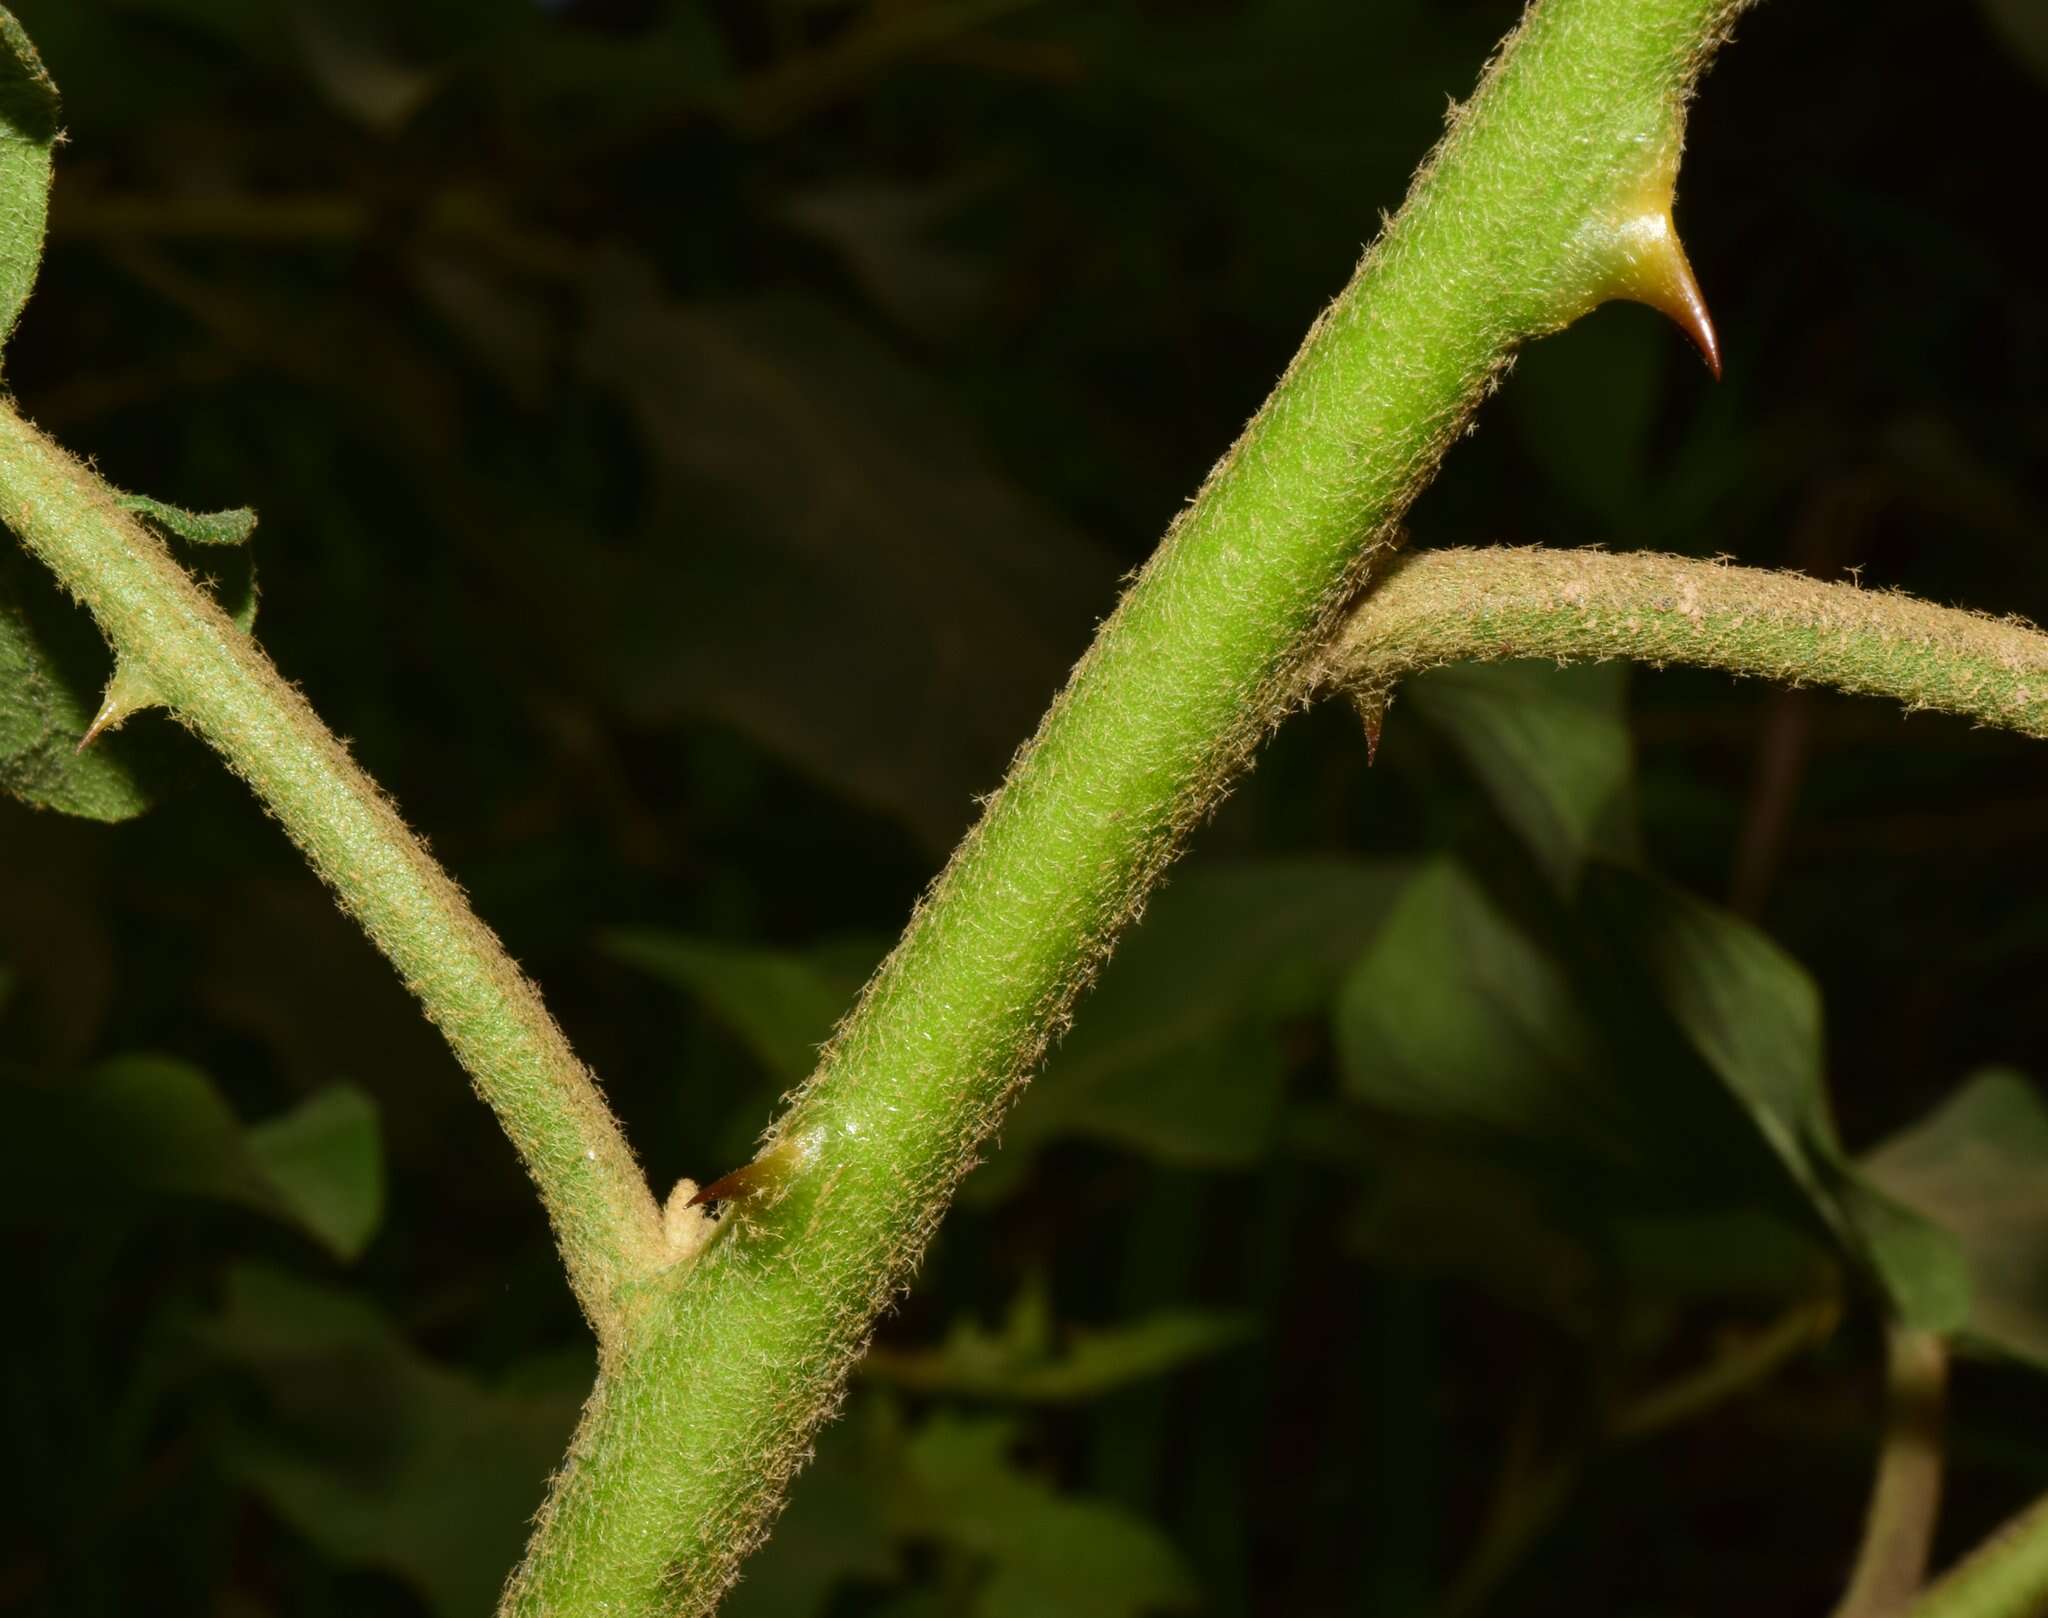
[77,694,121,753]
[689,1128,822,1206]
[1352,690,1388,765]
[1653,229,1721,380]
[686,1165,750,1207]
[1612,211,1721,380]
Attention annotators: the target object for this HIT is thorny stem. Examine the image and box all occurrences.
[9,0,2048,1609]
[0,403,665,1346]
[504,0,1761,1610]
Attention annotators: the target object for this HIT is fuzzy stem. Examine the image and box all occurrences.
[505,1,1756,1610]
[1318,547,2048,740]
[0,401,664,1343]
[1911,1493,2048,1618]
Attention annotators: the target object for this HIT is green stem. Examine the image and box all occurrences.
[1319,548,2048,741]
[0,403,664,1345]
[506,1,1756,1610]
[1912,1494,2048,1618]
[1834,1329,1950,1618]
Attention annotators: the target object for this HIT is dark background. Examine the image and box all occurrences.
[3,1,2046,1613]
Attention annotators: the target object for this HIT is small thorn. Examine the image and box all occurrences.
[1604,210,1721,380]
[1352,690,1389,764]
[77,694,120,753]
[76,663,164,753]
[686,1166,751,1208]
[686,1129,820,1207]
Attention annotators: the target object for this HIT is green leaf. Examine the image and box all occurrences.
[1335,859,1640,1169]
[115,493,259,550]
[0,1056,385,1261]
[0,4,59,358]
[0,543,152,819]
[246,1083,385,1261]
[1407,658,1636,892]
[1509,304,1668,525]
[603,929,872,1087]
[1592,868,1969,1334]
[85,494,259,740]
[865,1283,1254,1403]
[199,1264,585,1618]
[2,487,258,812]
[1599,869,1836,1176]
[85,1053,260,1202]
[579,274,1120,850]
[1863,1070,2048,1366]
[996,858,1410,1179]
[1329,861,1965,1333]
[896,1416,1198,1618]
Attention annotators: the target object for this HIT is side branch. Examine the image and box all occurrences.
[1318,547,2048,741]
[0,402,664,1342]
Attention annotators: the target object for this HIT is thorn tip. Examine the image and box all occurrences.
[77,696,119,752]
[1611,211,1721,380]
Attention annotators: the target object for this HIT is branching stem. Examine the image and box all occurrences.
[0,402,664,1345]
[503,0,1760,1610]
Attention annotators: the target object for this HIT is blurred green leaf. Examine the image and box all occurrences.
[0,3,58,355]
[1599,868,1835,1182]
[477,9,727,161]
[200,1264,584,1618]
[993,858,1409,1179]
[1,1056,384,1261]
[1336,859,1638,1168]
[896,1416,1197,1618]
[1407,658,1636,893]
[772,175,993,342]
[866,1281,1253,1403]
[3,483,258,818]
[603,929,875,1087]
[1592,868,1970,1334]
[1,528,152,820]
[84,1053,259,1201]
[246,1083,384,1261]
[1864,1069,2048,1366]
[579,269,1119,849]
[1508,306,1668,525]
[1333,862,1966,1333]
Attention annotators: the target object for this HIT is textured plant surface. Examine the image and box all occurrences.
[4,1,2048,1616]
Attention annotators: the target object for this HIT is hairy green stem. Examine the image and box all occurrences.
[0,403,664,1343]
[505,1,1755,1610]
[1911,1493,2048,1618]
[1319,548,2048,741]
